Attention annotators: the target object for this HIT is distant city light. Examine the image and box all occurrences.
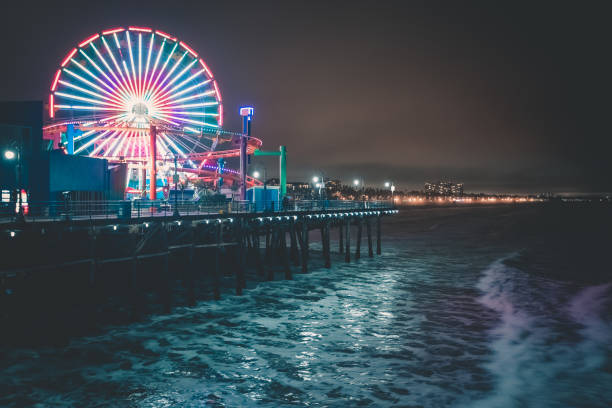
[312,176,319,183]
[4,150,16,160]
[353,179,359,186]
[385,182,390,188]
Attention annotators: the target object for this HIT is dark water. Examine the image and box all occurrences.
[1,204,611,407]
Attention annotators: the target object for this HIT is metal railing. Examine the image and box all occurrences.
[0,199,394,224]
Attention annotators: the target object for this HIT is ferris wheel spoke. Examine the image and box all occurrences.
[63,65,125,107]
[75,130,112,154]
[89,42,132,101]
[148,58,197,103]
[55,91,123,109]
[69,59,124,104]
[144,39,166,99]
[152,68,206,106]
[138,34,143,99]
[143,34,154,93]
[89,130,120,156]
[126,32,139,99]
[148,42,179,101]
[101,36,135,100]
[154,84,214,108]
[149,51,189,103]
[78,48,130,104]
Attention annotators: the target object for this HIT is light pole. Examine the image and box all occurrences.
[4,142,25,223]
[313,175,326,200]
[385,181,396,201]
[353,178,364,200]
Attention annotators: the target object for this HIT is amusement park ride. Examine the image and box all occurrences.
[42,26,269,201]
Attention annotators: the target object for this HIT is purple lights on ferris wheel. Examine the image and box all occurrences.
[49,27,223,161]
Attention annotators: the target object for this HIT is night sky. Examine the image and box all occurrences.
[1,1,609,193]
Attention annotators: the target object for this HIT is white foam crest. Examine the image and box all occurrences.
[567,282,612,369]
[468,257,612,408]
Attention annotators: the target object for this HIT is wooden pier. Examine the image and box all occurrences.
[0,208,397,342]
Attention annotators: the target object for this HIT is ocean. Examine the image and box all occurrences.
[1,203,611,407]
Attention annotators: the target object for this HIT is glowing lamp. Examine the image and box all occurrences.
[253,171,260,178]
[4,150,16,160]
[312,176,319,183]
[240,107,254,117]
[353,179,359,186]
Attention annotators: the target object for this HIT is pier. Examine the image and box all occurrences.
[0,200,397,341]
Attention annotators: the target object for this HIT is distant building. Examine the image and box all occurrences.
[424,181,464,196]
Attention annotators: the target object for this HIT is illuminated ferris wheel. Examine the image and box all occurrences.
[48,26,223,161]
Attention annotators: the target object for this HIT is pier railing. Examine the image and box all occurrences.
[0,199,393,224]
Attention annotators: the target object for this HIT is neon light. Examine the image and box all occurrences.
[213,81,222,101]
[89,43,132,101]
[129,26,152,32]
[61,48,77,67]
[113,32,121,49]
[49,94,54,118]
[102,28,124,35]
[79,33,99,47]
[77,49,129,102]
[51,69,62,91]
[143,34,154,92]
[138,34,142,98]
[155,30,176,41]
[179,41,198,57]
[199,59,213,78]
[218,104,223,127]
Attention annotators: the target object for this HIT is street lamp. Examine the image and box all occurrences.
[3,145,25,223]
[312,175,326,199]
[385,181,396,201]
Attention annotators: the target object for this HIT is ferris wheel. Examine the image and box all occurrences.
[45,26,263,197]
[48,26,224,162]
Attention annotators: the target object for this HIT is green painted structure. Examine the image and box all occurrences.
[253,145,287,198]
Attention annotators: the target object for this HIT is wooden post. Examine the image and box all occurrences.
[338,223,344,253]
[161,224,171,313]
[299,220,309,273]
[290,221,300,266]
[187,227,196,306]
[324,221,331,268]
[281,225,292,279]
[130,253,143,319]
[355,218,362,259]
[254,228,264,277]
[367,218,373,257]
[266,226,275,281]
[376,215,381,255]
[345,218,351,263]
[214,221,222,300]
[265,226,271,265]
[236,220,245,295]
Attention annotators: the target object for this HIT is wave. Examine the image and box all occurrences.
[467,256,612,408]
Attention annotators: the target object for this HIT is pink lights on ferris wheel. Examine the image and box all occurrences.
[102,28,124,35]
[48,27,223,162]
[61,48,77,67]
[78,33,100,48]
